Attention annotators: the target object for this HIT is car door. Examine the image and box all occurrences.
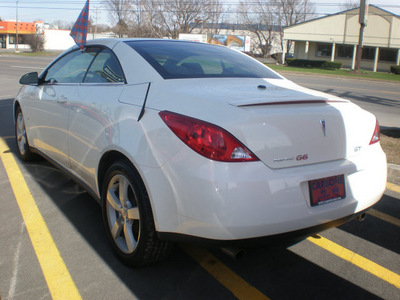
[25,49,99,168]
[68,47,126,189]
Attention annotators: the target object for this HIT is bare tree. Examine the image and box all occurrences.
[271,0,315,55]
[105,0,225,38]
[105,0,134,37]
[144,1,166,37]
[96,24,112,33]
[236,0,276,57]
[51,20,74,30]
[127,0,167,37]
[203,0,224,35]
[340,0,359,10]
[26,34,46,52]
[151,0,213,39]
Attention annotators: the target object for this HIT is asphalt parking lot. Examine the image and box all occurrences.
[0,54,399,299]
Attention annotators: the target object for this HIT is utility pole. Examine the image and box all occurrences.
[356,0,369,71]
[94,6,99,36]
[15,0,19,52]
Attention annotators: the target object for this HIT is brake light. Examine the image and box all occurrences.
[369,120,380,145]
[159,111,259,162]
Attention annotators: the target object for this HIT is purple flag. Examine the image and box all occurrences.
[70,0,90,50]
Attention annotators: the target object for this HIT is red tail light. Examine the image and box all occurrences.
[369,120,380,145]
[159,111,259,162]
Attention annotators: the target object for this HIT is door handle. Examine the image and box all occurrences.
[57,95,68,103]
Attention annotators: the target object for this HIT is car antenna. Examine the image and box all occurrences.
[138,82,151,122]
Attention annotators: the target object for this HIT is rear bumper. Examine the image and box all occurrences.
[144,143,387,241]
[157,209,369,248]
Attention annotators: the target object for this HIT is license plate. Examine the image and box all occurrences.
[309,175,346,206]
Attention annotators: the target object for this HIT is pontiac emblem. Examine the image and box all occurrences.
[320,120,326,137]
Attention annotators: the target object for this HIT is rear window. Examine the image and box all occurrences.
[125,40,281,80]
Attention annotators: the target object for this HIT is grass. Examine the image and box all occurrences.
[265,63,400,82]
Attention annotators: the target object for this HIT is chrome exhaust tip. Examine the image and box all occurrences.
[357,213,367,222]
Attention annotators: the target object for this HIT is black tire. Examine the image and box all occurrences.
[15,107,35,161]
[101,160,172,267]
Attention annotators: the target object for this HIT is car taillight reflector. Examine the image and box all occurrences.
[159,111,259,162]
[369,120,380,145]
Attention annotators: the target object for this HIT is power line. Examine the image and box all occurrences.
[1,0,400,8]
[0,1,399,24]
[0,4,398,16]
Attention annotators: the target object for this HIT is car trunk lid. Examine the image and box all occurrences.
[149,78,373,169]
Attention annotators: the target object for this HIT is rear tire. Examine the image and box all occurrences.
[101,160,172,267]
[15,107,35,161]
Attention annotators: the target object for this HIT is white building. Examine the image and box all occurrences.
[0,20,117,51]
[284,5,400,72]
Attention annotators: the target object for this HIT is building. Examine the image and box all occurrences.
[190,23,283,56]
[179,33,252,53]
[0,20,44,49]
[0,20,76,50]
[284,5,400,72]
[0,20,117,51]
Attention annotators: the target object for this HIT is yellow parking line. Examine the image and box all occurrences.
[308,235,400,289]
[182,245,270,300]
[0,138,82,300]
[368,209,400,227]
[387,182,400,194]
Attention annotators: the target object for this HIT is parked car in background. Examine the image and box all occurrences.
[14,39,387,266]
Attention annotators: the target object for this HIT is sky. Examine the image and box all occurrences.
[0,0,399,26]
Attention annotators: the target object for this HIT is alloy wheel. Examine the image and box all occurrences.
[106,174,140,254]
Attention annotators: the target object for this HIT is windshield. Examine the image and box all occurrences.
[125,40,282,80]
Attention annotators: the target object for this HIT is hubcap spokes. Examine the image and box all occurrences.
[106,174,140,254]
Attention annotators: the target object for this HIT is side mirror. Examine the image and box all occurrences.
[19,72,39,85]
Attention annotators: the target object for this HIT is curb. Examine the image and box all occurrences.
[387,163,400,188]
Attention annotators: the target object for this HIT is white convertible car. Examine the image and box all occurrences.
[14,39,387,266]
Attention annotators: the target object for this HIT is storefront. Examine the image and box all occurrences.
[0,20,44,49]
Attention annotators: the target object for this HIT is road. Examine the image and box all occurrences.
[283,73,400,128]
[0,54,399,299]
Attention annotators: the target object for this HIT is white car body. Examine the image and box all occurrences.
[14,39,387,264]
